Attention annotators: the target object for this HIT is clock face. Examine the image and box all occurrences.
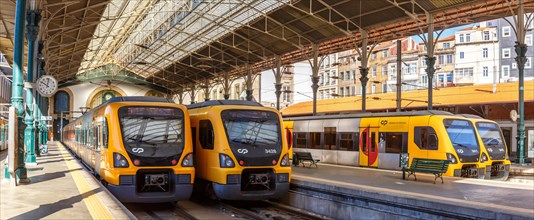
[36,75,58,97]
[104,93,113,100]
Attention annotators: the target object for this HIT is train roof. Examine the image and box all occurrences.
[281,81,534,116]
[458,114,484,119]
[284,110,454,121]
[103,96,173,104]
[186,100,263,109]
[76,96,174,119]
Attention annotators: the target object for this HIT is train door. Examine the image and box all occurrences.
[359,127,379,167]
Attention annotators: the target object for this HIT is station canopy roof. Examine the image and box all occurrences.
[1,0,533,93]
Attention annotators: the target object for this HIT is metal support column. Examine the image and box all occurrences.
[358,30,370,113]
[222,74,231,100]
[203,79,210,101]
[245,65,254,101]
[7,0,28,182]
[396,40,402,112]
[35,41,44,156]
[309,44,320,116]
[425,14,436,110]
[189,85,197,104]
[515,0,527,164]
[273,56,283,110]
[176,90,184,104]
[24,9,41,164]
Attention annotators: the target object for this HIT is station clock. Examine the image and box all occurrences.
[36,75,58,97]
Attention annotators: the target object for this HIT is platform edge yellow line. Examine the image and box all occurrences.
[58,143,115,220]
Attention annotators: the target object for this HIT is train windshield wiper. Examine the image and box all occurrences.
[453,143,469,148]
[127,137,156,146]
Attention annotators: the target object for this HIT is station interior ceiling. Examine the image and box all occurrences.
[1,0,533,93]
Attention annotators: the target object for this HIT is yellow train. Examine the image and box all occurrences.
[283,110,501,178]
[187,100,291,200]
[62,97,194,203]
[461,114,511,180]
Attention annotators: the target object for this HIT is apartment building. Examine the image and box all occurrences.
[336,50,360,97]
[493,17,534,82]
[318,53,338,99]
[454,23,500,85]
[418,35,456,88]
[386,37,420,92]
[369,41,394,94]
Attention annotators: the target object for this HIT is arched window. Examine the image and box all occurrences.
[90,90,121,108]
[145,90,164,97]
[54,91,70,114]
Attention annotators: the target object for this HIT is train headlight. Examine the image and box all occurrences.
[446,153,458,164]
[181,153,194,167]
[280,153,290,167]
[219,154,235,168]
[113,153,129,168]
[480,153,488,163]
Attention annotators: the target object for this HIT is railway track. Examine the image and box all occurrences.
[125,202,198,220]
[219,200,327,220]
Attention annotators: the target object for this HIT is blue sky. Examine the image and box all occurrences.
[413,24,473,43]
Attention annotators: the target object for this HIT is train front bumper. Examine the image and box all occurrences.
[484,162,510,180]
[212,172,290,200]
[213,182,290,200]
[107,174,193,203]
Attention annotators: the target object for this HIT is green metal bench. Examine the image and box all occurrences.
[406,158,449,184]
[294,152,320,168]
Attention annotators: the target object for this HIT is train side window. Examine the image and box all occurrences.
[361,131,367,152]
[371,132,376,152]
[93,127,98,150]
[295,132,307,148]
[191,127,197,152]
[339,133,353,151]
[324,127,336,150]
[384,132,405,153]
[414,127,438,150]
[103,118,108,148]
[353,133,359,151]
[199,120,214,150]
[428,133,438,150]
[96,126,101,151]
[310,132,321,149]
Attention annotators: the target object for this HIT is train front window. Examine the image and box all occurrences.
[222,110,281,147]
[476,122,507,159]
[221,110,282,166]
[444,119,480,157]
[119,107,184,166]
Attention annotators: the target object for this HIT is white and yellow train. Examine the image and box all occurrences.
[284,110,510,179]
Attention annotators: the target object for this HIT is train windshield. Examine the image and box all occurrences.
[222,110,281,146]
[443,119,480,162]
[119,106,184,166]
[221,110,282,166]
[476,122,507,160]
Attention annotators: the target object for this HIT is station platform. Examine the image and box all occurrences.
[288,163,534,219]
[0,142,134,219]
